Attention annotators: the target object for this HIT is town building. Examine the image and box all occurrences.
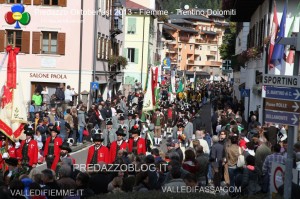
[0,0,125,106]
[162,11,228,80]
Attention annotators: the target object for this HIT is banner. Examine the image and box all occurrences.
[171,70,176,93]
[142,69,154,111]
[152,67,158,106]
[0,85,14,139]
[6,46,19,89]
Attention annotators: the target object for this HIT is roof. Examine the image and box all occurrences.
[170,19,194,25]
[169,14,212,23]
[125,0,148,9]
[163,24,176,31]
[201,30,217,35]
[167,23,198,34]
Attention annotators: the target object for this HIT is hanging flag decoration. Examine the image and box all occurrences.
[268,1,279,70]
[142,68,154,111]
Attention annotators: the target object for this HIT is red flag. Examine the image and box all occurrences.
[152,67,158,106]
[6,46,19,89]
[285,50,294,64]
[0,85,14,138]
[268,2,279,69]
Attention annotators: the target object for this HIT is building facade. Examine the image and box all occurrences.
[0,0,125,106]
[162,12,228,78]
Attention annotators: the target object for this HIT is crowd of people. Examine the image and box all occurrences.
[0,78,299,199]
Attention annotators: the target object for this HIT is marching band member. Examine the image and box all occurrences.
[109,128,128,163]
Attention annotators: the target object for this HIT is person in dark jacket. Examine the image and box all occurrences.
[210,135,224,187]
[193,113,205,132]
[236,155,261,196]
[76,172,94,199]
[41,169,62,199]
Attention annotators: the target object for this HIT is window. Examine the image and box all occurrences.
[127,18,136,34]
[198,56,201,61]
[207,46,210,50]
[7,0,23,3]
[42,32,57,54]
[128,48,135,62]
[199,45,202,50]
[43,0,58,5]
[190,45,192,50]
[6,30,22,50]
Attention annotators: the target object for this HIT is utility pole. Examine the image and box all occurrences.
[277,31,300,199]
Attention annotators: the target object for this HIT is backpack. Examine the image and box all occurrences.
[55,88,65,100]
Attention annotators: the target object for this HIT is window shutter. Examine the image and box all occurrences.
[134,48,139,64]
[21,31,30,54]
[123,48,127,59]
[99,37,103,59]
[107,40,111,58]
[58,0,67,7]
[0,0,6,3]
[127,18,136,34]
[32,32,41,54]
[23,0,31,5]
[33,0,41,5]
[57,32,66,55]
[0,30,5,52]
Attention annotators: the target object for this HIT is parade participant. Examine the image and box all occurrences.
[56,141,75,175]
[86,134,110,166]
[128,125,146,155]
[134,113,142,129]
[110,128,128,163]
[44,125,63,171]
[112,109,123,130]
[151,108,165,146]
[19,125,38,171]
[118,116,129,140]
[127,111,135,130]
[102,121,117,148]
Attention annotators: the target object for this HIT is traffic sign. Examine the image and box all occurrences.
[265,98,300,113]
[240,89,250,97]
[264,110,299,126]
[263,75,300,87]
[265,86,300,101]
[90,82,99,90]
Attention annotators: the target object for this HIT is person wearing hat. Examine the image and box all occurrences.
[19,125,38,170]
[112,109,123,130]
[110,128,128,163]
[44,125,63,171]
[151,108,165,147]
[86,134,110,166]
[102,121,117,148]
[118,116,129,140]
[127,111,136,131]
[128,125,146,155]
[55,141,75,176]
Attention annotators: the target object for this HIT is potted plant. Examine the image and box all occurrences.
[117,56,128,68]
[108,55,118,65]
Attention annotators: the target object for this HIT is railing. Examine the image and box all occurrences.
[180,36,189,42]
[208,40,218,44]
[205,61,222,66]
[210,51,217,55]
[188,60,194,64]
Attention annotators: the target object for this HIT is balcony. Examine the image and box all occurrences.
[196,39,205,43]
[208,40,218,44]
[210,51,217,55]
[180,36,189,42]
[187,60,194,65]
[110,16,123,37]
[205,61,222,66]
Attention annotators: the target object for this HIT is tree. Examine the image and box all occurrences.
[219,22,236,60]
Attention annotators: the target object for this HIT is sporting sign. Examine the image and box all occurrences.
[265,98,299,113]
[263,75,300,87]
[264,110,299,126]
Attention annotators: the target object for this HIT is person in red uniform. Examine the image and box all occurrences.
[128,125,146,155]
[20,125,39,171]
[44,125,63,171]
[110,128,128,163]
[86,134,110,168]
